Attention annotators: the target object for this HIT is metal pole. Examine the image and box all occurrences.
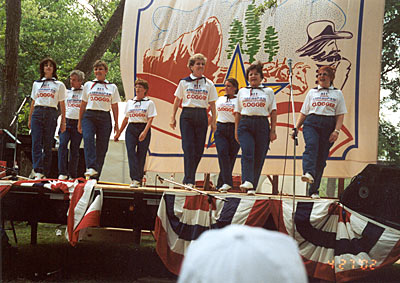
[288,59,298,238]
[156,175,228,202]
[9,96,28,179]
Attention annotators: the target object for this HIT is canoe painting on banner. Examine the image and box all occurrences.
[120,0,385,178]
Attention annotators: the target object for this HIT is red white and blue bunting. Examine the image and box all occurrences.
[155,192,400,282]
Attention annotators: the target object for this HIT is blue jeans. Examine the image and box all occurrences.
[58,118,82,178]
[31,106,58,176]
[215,122,240,187]
[125,123,151,182]
[81,110,112,179]
[302,114,336,195]
[238,116,270,189]
[180,108,208,185]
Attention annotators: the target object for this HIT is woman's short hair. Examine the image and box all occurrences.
[69,70,85,82]
[225,78,239,94]
[135,78,149,94]
[187,53,207,68]
[39,57,57,79]
[245,61,264,81]
[93,60,108,71]
[317,65,336,85]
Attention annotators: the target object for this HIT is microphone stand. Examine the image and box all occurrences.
[157,175,228,230]
[7,96,29,180]
[288,59,298,238]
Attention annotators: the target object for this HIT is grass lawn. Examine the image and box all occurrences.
[2,222,400,282]
[2,222,177,282]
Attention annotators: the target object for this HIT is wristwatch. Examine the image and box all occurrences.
[334,129,340,134]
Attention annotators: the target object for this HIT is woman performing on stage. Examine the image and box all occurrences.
[294,65,347,198]
[170,53,218,187]
[234,62,277,195]
[29,58,66,180]
[114,79,157,188]
[78,60,120,180]
[215,78,240,193]
[58,70,85,180]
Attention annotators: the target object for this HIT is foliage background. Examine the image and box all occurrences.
[379,0,400,166]
[0,0,123,134]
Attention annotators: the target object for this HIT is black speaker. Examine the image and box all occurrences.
[340,164,400,229]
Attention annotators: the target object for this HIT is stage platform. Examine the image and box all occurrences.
[2,179,400,282]
[1,180,166,244]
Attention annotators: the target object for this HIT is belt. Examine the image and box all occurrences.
[35,105,56,109]
[241,115,267,119]
[86,109,109,113]
[183,107,206,110]
[308,114,335,118]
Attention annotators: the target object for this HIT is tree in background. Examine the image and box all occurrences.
[17,0,97,96]
[379,0,400,166]
[381,0,400,111]
[0,0,125,133]
[0,0,21,130]
[253,0,277,16]
[378,119,400,165]
[74,0,125,86]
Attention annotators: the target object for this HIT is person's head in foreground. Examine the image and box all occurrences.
[178,224,308,283]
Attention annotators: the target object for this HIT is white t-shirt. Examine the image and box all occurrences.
[300,85,347,116]
[82,79,121,111]
[234,86,276,116]
[31,77,66,109]
[216,95,237,123]
[65,88,83,119]
[174,74,218,108]
[125,97,157,123]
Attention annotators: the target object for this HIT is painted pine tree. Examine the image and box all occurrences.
[263,26,279,62]
[244,4,261,63]
[226,19,244,59]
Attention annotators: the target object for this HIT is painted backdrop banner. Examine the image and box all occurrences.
[120,0,384,178]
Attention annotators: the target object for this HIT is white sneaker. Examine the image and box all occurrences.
[58,174,68,180]
[218,184,231,193]
[130,180,141,188]
[34,172,45,180]
[84,168,98,178]
[311,193,320,199]
[239,181,253,192]
[301,172,314,184]
[247,189,256,196]
[184,183,194,188]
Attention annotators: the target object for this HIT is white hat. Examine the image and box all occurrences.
[178,225,308,283]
